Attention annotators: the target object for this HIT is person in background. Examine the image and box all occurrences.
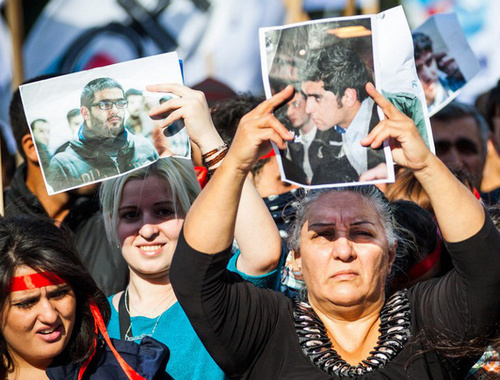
[30,118,52,164]
[66,108,83,136]
[430,101,493,203]
[125,88,154,139]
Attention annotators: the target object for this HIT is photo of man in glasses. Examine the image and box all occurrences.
[49,77,158,191]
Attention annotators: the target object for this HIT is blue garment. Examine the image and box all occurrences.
[107,300,224,380]
[107,250,284,379]
[227,247,285,291]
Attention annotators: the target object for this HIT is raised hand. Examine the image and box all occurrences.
[146,83,221,152]
[227,85,295,174]
[360,83,433,174]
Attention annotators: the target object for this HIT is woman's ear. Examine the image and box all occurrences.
[291,250,302,271]
[387,241,398,276]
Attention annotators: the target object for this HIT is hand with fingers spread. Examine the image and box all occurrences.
[227,85,295,174]
[361,83,433,173]
[146,83,222,153]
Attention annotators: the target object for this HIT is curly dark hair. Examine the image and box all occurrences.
[0,216,110,378]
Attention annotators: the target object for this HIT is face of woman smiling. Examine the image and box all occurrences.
[117,175,185,278]
[295,192,396,313]
[2,266,76,368]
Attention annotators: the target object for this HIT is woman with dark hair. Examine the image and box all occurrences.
[170,83,500,378]
[0,216,169,379]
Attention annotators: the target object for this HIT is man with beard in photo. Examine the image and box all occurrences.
[49,77,158,191]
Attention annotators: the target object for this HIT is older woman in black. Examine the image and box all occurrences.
[170,84,500,379]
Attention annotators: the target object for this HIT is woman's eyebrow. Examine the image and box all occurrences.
[47,284,71,296]
[11,294,39,304]
[308,222,336,228]
[350,221,375,226]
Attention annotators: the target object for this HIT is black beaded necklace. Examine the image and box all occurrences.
[293,289,411,378]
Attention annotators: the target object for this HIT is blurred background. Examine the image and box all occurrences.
[1,0,498,170]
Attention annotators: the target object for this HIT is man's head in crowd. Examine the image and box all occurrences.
[431,101,489,190]
[286,88,314,133]
[80,77,127,138]
[66,108,83,134]
[300,44,370,131]
[486,80,500,156]
[9,75,58,160]
[30,119,50,146]
[125,88,145,118]
[413,32,439,107]
[211,93,295,197]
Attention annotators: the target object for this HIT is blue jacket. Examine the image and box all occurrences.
[47,337,171,380]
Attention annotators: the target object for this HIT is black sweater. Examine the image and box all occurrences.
[171,214,500,379]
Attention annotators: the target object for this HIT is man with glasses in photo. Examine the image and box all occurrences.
[49,77,158,192]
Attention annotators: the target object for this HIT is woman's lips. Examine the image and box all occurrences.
[331,270,358,280]
[37,325,62,343]
[138,244,164,256]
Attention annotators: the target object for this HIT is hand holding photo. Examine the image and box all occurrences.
[259,6,430,189]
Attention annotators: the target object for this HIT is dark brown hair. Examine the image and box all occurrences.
[0,216,110,377]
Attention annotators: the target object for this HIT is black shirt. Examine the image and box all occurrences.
[171,214,500,379]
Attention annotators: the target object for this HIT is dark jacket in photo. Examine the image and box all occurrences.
[49,127,158,192]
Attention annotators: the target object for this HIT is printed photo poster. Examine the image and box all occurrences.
[19,52,190,195]
[412,13,481,116]
[259,6,431,189]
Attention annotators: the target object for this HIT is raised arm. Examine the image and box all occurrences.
[146,84,285,274]
[180,86,294,254]
[361,83,484,242]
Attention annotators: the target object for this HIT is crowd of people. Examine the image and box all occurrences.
[1,21,500,380]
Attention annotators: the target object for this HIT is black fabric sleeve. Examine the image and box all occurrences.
[170,228,286,378]
[409,213,500,339]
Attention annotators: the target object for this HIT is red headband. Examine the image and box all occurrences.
[10,272,66,292]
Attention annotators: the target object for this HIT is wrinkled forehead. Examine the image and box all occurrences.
[304,191,383,227]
